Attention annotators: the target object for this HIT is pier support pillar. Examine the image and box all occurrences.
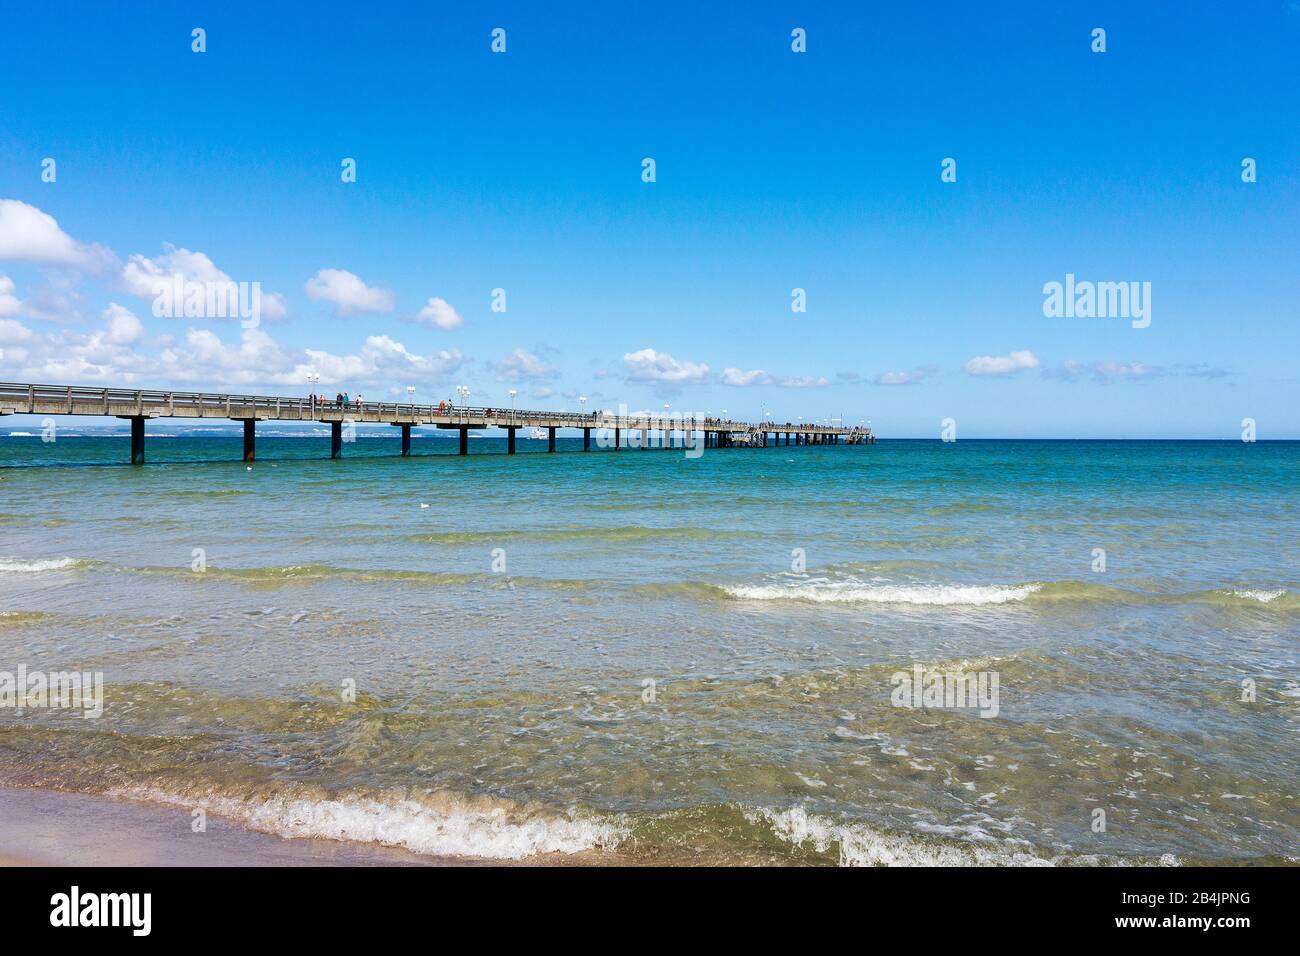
[583,428,590,451]
[507,427,516,454]
[130,415,145,465]
[641,429,648,450]
[330,420,342,458]
[548,426,556,453]
[459,427,469,455]
[614,427,620,450]
[400,424,411,456]
[243,419,256,462]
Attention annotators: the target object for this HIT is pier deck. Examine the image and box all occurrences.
[0,382,873,463]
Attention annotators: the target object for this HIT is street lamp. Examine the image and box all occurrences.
[508,388,517,425]
[307,370,320,417]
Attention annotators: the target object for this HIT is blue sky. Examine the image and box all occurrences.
[1,1,1297,437]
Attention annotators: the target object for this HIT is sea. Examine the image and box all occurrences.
[1,435,1296,865]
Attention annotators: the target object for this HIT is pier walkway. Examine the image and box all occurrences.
[0,382,873,463]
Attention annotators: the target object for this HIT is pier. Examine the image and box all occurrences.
[0,382,873,464]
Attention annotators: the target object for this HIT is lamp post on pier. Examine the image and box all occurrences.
[307,370,319,418]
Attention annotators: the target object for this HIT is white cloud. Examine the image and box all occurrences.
[414,296,464,330]
[493,347,558,382]
[1047,359,1162,384]
[0,199,117,271]
[722,367,768,387]
[623,348,709,385]
[102,303,144,345]
[300,336,463,386]
[963,349,1040,376]
[0,308,462,390]
[722,367,829,388]
[18,276,85,324]
[0,318,34,345]
[777,374,830,388]
[304,269,394,316]
[122,245,288,320]
[874,366,934,386]
[0,275,20,318]
[1090,360,1159,384]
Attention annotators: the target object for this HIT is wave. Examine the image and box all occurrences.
[1029,581,1298,611]
[407,525,746,546]
[0,556,88,574]
[723,579,1041,606]
[0,610,55,627]
[194,564,478,586]
[102,781,1159,866]
[715,576,1297,611]
[745,806,1178,867]
[157,489,252,500]
[1230,588,1286,604]
[119,562,599,593]
[109,784,626,861]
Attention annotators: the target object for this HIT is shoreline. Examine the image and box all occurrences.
[0,786,626,867]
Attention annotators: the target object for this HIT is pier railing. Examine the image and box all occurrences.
[0,381,854,435]
[0,380,873,462]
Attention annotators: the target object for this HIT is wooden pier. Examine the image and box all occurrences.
[0,382,873,464]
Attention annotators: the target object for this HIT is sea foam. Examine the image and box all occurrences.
[724,579,1041,606]
[746,806,1180,867]
[0,556,83,573]
[110,785,627,861]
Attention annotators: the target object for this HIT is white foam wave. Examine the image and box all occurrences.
[725,579,1040,606]
[1231,588,1286,603]
[111,786,627,861]
[747,806,1160,867]
[747,806,1068,866]
[0,556,82,573]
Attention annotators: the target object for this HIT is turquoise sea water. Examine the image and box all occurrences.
[1,436,1296,864]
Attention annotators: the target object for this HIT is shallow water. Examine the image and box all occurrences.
[1,436,1296,864]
